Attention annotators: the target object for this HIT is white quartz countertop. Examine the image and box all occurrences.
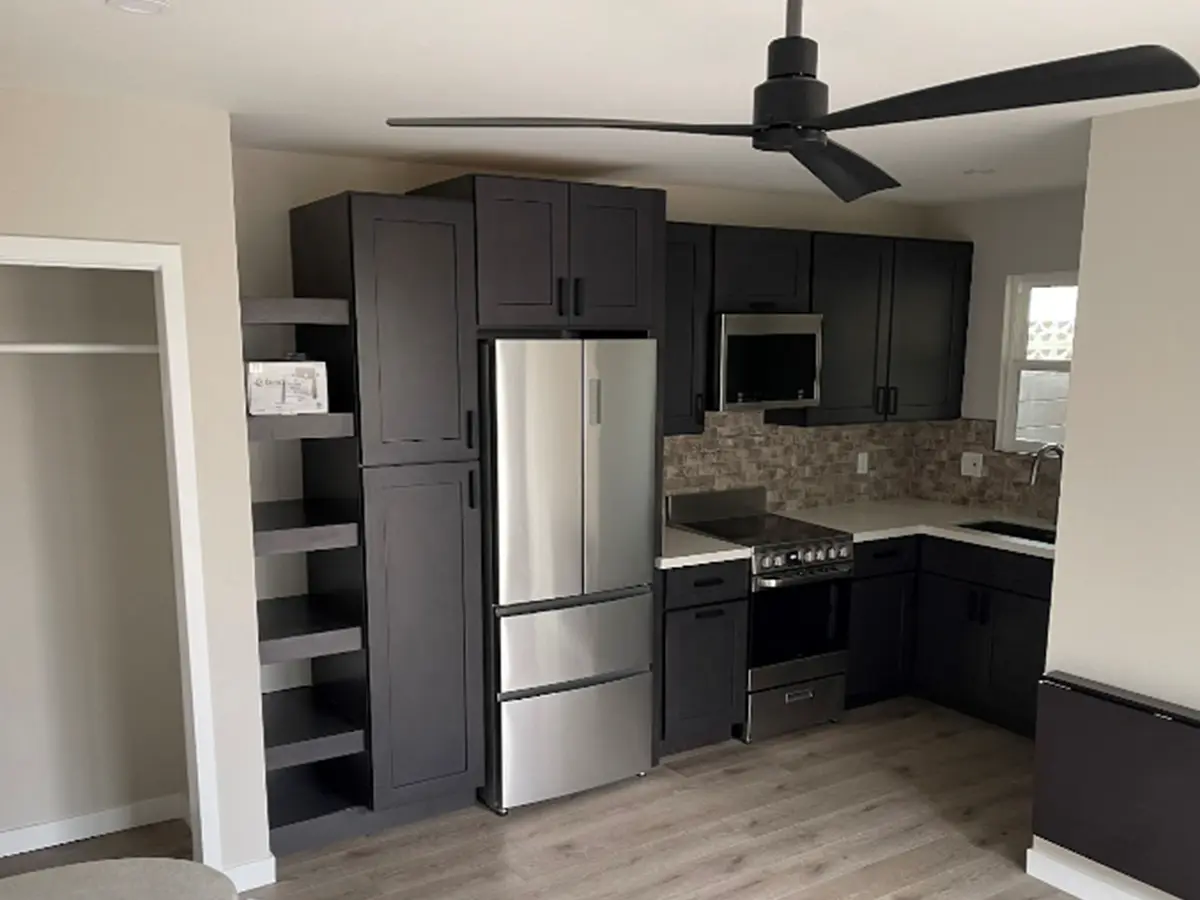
[782,499,1056,559]
[657,526,753,570]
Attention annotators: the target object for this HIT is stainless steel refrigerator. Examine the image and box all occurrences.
[482,338,657,813]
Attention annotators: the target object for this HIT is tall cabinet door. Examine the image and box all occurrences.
[494,340,584,606]
[808,233,890,426]
[583,340,658,596]
[985,590,1050,736]
[886,239,972,422]
[352,196,478,466]
[364,463,483,809]
[663,224,712,436]
[568,184,657,330]
[474,177,570,329]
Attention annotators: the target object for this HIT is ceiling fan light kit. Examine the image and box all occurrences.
[387,0,1199,203]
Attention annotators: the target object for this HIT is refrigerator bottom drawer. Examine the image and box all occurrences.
[500,672,652,810]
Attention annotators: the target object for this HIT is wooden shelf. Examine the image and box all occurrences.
[266,766,365,855]
[262,687,365,771]
[252,500,358,556]
[258,595,363,664]
[247,413,355,442]
[242,297,350,326]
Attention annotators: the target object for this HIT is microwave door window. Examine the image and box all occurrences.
[725,333,817,405]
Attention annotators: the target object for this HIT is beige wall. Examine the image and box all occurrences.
[931,189,1086,420]
[1049,99,1200,712]
[0,88,268,869]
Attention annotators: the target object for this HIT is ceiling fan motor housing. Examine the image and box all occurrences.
[753,36,830,150]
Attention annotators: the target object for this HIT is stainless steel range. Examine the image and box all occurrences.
[668,487,854,742]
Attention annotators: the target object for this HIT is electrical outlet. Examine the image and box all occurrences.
[961,452,985,478]
[856,451,870,475]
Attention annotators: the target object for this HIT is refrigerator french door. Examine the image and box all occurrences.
[486,338,657,812]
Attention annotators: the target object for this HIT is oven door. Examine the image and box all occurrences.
[748,577,849,692]
[718,313,822,411]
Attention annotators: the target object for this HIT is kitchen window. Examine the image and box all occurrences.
[996,272,1078,453]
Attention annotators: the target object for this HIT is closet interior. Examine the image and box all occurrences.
[0,263,189,867]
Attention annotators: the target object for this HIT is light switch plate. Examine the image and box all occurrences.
[856,451,870,475]
[961,452,985,478]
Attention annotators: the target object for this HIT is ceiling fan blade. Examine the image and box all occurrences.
[790,140,900,203]
[385,116,758,136]
[814,45,1200,132]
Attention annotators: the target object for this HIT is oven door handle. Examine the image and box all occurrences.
[755,569,849,591]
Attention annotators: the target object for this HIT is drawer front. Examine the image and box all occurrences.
[499,592,652,694]
[500,672,652,809]
[747,674,845,741]
[854,538,918,579]
[664,560,751,610]
[921,538,1053,600]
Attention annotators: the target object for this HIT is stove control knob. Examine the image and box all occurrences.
[773,555,786,568]
[815,547,827,561]
[839,545,851,559]
[759,555,773,569]
[803,549,815,563]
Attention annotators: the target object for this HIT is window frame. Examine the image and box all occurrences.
[996,271,1078,454]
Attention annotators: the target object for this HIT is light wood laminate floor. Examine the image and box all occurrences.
[251,698,1069,900]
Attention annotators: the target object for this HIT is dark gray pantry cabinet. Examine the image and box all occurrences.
[661,225,973,435]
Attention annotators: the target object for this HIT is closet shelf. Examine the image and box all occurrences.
[252,500,359,556]
[258,594,363,665]
[242,297,350,326]
[247,413,355,442]
[262,686,365,771]
[0,343,158,355]
[267,766,364,855]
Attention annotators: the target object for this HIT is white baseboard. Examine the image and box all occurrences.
[225,855,276,892]
[1027,841,1182,900]
[0,794,188,859]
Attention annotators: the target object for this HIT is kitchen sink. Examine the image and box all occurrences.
[960,520,1056,544]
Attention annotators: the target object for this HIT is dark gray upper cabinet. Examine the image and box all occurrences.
[350,195,479,466]
[713,226,812,313]
[846,572,915,706]
[418,175,661,331]
[364,463,483,810]
[663,223,712,436]
[886,239,972,422]
[807,233,892,426]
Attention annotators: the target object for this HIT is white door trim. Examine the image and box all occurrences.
[0,234,223,871]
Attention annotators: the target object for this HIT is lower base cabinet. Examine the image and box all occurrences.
[662,600,748,755]
[846,573,915,707]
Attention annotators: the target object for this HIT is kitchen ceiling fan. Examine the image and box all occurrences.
[387,0,1199,202]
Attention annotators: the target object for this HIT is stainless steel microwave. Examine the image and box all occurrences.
[717,313,823,411]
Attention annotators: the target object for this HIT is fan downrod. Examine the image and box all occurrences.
[786,0,804,37]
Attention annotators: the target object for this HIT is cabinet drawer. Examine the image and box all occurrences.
[854,538,918,579]
[747,674,845,741]
[499,593,652,694]
[921,538,1053,600]
[664,560,751,610]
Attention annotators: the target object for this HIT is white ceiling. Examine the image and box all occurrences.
[2,0,1198,203]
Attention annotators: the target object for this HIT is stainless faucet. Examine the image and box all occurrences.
[1029,443,1065,486]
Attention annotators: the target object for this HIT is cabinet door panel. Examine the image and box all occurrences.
[985,590,1050,736]
[568,184,657,329]
[913,573,988,716]
[713,226,812,313]
[808,233,889,425]
[886,240,972,421]
[474,178,569,328]
[663,601,748,754]
[364,464,483,808]
[352,196,478,465]
[663,224,712,435]
[846,573,914,705]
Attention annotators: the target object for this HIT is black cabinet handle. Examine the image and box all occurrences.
[874,387,886,416]
[573,277,584,317]
[556,277,567,317]
[467,471,477,510]
[694,607,726,620]
[465,410,475,450]
[695,393,705,422]
[888,386,899,416]
[693,576,725,589]
[979,592,991,626]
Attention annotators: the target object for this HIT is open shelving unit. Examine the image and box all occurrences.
[243,295,369,854]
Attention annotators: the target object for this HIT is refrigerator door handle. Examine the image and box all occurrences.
[589,378,602,426]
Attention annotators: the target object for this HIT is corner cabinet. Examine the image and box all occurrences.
[663,223,712,436]
[417,175,663,331]
[364,463,484,809]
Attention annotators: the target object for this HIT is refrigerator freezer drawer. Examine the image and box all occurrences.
[500,672,652,809]
[499,592,653,695]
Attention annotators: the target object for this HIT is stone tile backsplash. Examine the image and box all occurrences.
[664,413,1060,521]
